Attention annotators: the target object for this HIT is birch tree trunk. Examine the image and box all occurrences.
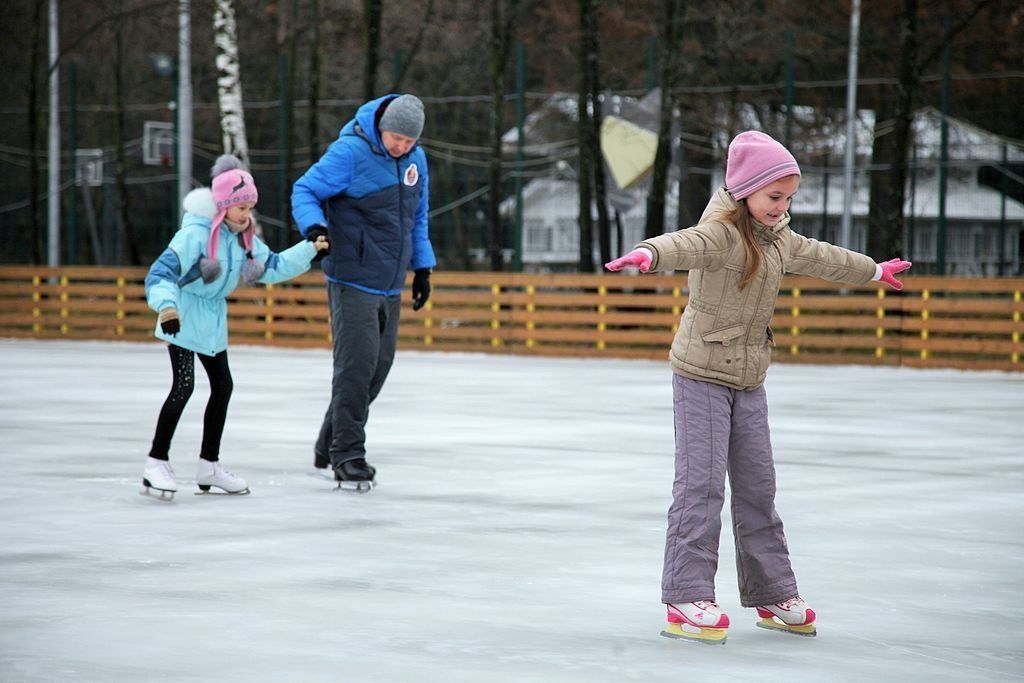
[214,0,250,167]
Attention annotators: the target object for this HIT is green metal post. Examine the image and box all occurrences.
[998,143,1007,275]
[67,61,77,265]
[514,42,525,272]
[392,49,404,86]
[908,142,917,261]
[173,62,179,230]
[279,53,289,246]
[784,29,794,147]
[936,31,950,275]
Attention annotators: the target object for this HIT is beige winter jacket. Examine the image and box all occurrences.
[639,187,877,390]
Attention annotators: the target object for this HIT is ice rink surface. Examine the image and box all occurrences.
[1,339,1022,682]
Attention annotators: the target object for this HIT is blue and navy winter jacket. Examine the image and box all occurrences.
[290,94,436,295]
[145,188,317,356]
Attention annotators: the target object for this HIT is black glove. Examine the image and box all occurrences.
[307,226,330,262]
[158,308,180,336]
[412,269,431,311]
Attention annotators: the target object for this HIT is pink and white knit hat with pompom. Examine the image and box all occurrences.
[725,131,801,200]
[208,155,258,259]
[199,155,260,283]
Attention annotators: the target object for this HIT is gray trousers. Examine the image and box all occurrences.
[315,282,401,468]
[662,374,798,607]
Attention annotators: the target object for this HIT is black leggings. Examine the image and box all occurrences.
[149,345,233,462]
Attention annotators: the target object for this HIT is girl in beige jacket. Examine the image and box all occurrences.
[606,131,910,645]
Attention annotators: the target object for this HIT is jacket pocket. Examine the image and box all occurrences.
[700,324,746,346]
[699,323,747,374]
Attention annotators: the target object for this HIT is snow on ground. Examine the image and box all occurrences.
[1,339,1022,682]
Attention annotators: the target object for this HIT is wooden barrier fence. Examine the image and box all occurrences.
[1,265,1022,372]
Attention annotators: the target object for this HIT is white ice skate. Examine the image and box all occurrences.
[195,459,250,495]
[755,596,817,637]
[661,601,730,645]
[141,457,177,500]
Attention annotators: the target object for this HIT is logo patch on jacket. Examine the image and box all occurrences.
[404,163,419,187]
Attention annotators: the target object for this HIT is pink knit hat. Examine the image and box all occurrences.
[199,155,260,283]
[725,131,801,200]
[209,165,258,258]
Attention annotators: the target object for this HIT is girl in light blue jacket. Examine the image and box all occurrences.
[141,155,329,499]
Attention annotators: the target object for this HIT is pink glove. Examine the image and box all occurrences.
[877,258,912,291]
[605,249,652,273]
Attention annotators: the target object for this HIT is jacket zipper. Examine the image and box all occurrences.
[390,160,405,291]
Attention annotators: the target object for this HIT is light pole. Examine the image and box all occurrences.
[151,53,178,231]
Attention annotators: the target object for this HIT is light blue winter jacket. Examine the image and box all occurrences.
[145,188,317,356]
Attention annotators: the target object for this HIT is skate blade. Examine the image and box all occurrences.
[660,623,727,645]
[195,486,251,496]
[334,480,376,494]
[140,486,175,501]
[756,617,817,637]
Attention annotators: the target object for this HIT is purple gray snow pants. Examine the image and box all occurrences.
[661,374,799,607]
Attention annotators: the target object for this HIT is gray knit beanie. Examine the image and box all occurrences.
[379,94,425,139]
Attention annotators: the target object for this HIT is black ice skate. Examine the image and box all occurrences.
[333,458,377,493]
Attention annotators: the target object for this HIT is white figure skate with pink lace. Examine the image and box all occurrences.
[660,600,730,644]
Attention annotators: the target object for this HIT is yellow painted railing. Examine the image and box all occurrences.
[2,266,1022,372]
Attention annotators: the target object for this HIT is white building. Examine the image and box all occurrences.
[505,99,1024,275]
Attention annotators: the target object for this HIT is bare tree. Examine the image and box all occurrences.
[645,0,683,239]
[488,0,517,271]
[114,0,141,264]
[386,0,437,93]
[363,0,382,101]
[866,0,996,259]
[214,0,251,166]
[581,2,610,267]
[576,0,595,271]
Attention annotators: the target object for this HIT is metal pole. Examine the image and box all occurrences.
[177,0,193,212]
[936,29,950,275]
[514,42,525,273]
[279,52,289,246]
[647,36,656,92]
[840,0,861,249]
[47,0,60,267]
[998,143,1007,276]
[908,141,917,262]
[784,29,794,147]
[68,62,77,265]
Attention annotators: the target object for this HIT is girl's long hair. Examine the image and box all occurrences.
[726,200,761,290]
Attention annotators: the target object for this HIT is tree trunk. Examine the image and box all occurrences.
[214,0,251,166]
[576,0,594,271]
[582,2,610,266]
[387,0,436,93]
[114,1,140,265]
[488,0,516,272]
[362,0,382,102]
[867,0,917,260]
[867,0,993,259]
[645,0,683,239]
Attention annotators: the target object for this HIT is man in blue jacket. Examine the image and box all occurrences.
[292,93,436,492]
